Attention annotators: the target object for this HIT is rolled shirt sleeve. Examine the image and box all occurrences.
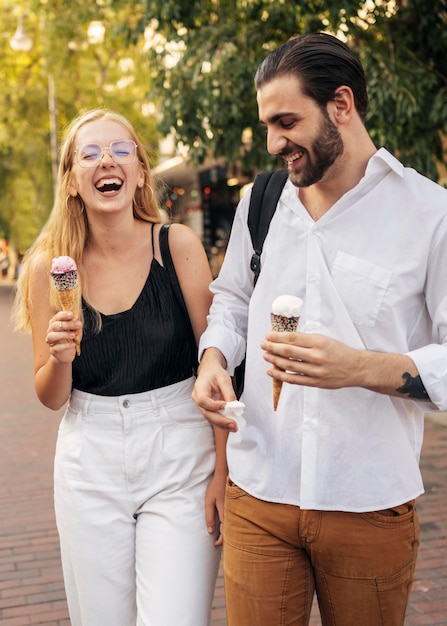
[198,189,254,375]
[408,344,447,411]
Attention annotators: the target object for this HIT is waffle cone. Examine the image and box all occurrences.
[56,288,81,356]
[273,374,283,411]
[270,312,300,411]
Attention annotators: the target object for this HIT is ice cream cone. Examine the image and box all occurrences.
[272,377,282,411]
[50,257,81,356]
[56,288,81,355]
[270,296,303,411]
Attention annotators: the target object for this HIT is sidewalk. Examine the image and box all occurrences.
[1,283,446,625]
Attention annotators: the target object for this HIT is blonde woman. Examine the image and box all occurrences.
[13,109,225,626]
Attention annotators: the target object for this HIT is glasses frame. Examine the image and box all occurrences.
[74,140,138,168]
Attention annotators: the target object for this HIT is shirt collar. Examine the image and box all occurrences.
[365,147,404,178]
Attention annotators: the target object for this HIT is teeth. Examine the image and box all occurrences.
[95,177,123,192]
[96,177,122,189]
[287,151,304,164]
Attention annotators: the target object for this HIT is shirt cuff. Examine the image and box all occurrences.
[199,327,246,376]
[407,344,447,411]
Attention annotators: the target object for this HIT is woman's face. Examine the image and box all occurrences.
[68,118,145,216]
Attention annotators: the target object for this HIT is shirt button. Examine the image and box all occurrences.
[122,399,130,408]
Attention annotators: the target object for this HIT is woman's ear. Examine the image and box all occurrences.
[137,167,145,189]
[67,178,78,197]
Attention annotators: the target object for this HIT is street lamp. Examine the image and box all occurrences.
[10,14,58,199]
[10,14,32,52]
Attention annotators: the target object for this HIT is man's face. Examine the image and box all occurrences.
[257,74,344,187]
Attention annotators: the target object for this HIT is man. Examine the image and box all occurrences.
[192,32,447,626]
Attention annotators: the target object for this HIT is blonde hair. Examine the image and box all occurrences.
[12,109,161,333]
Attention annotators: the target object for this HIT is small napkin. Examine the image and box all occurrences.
[220,400,246,430]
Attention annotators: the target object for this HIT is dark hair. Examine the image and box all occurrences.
[254,32,368,122]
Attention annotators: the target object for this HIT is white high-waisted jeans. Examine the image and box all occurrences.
[54,377,221,626]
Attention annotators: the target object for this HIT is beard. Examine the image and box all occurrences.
[285,109,344,188]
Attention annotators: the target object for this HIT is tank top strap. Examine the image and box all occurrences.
[159,224,198,372]
[150,221,155,252]
[159,224,183,309]
[158,224,171,272]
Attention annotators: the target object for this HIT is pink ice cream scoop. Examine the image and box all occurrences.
[50,256,80,355]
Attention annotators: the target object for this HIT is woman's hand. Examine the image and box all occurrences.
[205,469,226,547]
[33,310,82,410]
[45,312,82,363]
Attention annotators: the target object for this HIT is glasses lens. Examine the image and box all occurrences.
[75,141,137,167]
[110,141,136,164]
[76,144,102,167]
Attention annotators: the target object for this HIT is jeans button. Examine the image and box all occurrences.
[123,399,130,408]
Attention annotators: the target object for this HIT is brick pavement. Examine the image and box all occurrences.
[1,282,446,625]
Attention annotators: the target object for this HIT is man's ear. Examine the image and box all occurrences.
[328,86,354,123]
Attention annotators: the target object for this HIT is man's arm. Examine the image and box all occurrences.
[395,372,429,399]
[354,349,430,400]
[262,331,432,401]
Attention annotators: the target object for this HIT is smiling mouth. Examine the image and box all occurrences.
[285,150,305,166]
[95,177,123,193]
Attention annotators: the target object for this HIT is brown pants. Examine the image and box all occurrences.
[223,481,419,626]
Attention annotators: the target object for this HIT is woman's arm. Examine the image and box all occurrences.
[166,223,213,343]
[168,224,228,543]
[29,255,82,410]
[206,426,228,546]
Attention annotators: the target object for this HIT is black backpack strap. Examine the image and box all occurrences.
[248,169,289,284]
[234,169,288,398]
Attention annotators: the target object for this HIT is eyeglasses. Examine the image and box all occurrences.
[74,140,137,168]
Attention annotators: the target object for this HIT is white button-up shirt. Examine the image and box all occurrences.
[199,149,447,511]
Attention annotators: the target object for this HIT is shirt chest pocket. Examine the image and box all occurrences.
[331,251,392,327]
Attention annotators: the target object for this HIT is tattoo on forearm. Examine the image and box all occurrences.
[396,372,429,400]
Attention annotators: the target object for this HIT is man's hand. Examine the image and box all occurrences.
[192,348,238,431]
[262,331,361,389]
[261,331,425,399]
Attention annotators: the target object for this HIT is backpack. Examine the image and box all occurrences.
[234,168,289,398]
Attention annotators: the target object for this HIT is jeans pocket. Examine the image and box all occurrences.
[55,407,84,466]
[360,500,416,528]
[58,405,83,436]
[162,398,211,430]
[375,500,415,517]
[226,478,248,500]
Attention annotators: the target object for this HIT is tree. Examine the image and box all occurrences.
[357,0,447,179]
[0,0,160,252]
[142,0,447,181]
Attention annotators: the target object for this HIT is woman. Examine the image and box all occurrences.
[13,109,226,625]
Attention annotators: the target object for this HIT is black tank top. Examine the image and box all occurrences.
[72,225,197,396]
